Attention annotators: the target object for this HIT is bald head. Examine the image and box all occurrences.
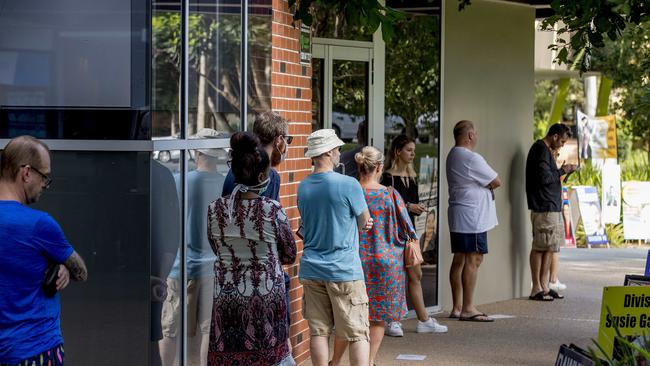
[453,120,475,142]
[1,136,50,181]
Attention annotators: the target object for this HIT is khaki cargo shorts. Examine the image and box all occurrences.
[161,278,214,337]
[531,211,564,253]
[300,279,369,342]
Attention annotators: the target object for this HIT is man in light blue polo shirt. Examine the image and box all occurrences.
[298,129,373,366]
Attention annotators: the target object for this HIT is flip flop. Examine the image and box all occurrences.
[529,291,554,301]
[449,312,460,319]
[547,289,564,299]
[459,313,494,322]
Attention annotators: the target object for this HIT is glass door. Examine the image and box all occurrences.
[312,40,376,177]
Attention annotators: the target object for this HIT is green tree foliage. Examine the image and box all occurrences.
[385,15,440,139]
[592,21,650,160]
[540,0,649,71]
[288,0,404,40]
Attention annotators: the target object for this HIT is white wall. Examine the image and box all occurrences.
[440,0,535,309]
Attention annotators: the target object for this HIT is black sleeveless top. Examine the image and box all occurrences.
[381,172,419,224]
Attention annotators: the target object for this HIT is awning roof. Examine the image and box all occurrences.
[386,0,553,18]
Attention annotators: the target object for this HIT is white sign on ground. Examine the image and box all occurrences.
[622,181,650,240]
[396,354,427,361]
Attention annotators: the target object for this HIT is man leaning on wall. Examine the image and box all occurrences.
[446,120,501,322]
[0,136,88,366]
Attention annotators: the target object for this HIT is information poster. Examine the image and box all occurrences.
[417,156,438,264]
[576,110,617,165]
[574,186,608,246]
[598,286,650,359]
[562,187,576,248]
[622,181,650,240]
[601,160,621,224]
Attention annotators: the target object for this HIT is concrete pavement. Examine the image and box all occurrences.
[304,247,648,365]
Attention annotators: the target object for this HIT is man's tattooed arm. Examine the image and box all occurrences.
[64,251,88,282]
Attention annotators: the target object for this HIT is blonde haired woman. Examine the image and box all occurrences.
[330,146,415,366]
[381,135,447,336]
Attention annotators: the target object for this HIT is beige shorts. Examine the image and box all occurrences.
[300,279,369,342]
[531,211,563,253]
[161,278,213,337]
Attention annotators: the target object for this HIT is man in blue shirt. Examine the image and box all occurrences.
[298,129,373,366]
[0,136,88,366]
[222,111,291,199]
[159,129,226,366]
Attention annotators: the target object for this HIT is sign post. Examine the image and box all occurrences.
[598,286,650,359]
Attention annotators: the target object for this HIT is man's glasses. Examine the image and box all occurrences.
[282,135,293,144]
[21,165,52,189]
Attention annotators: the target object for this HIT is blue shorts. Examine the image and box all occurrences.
[450,232,488,254]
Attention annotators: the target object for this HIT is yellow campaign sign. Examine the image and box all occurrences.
[598,286,650,358]
[600,115,618,159]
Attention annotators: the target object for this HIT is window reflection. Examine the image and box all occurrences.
[152,0,272,139]
[184,147,227,366]
[153,146,227,366]
[32,152,151,365]
[384,14,441,307]
[152,154,182,366]
[0,0,140,107]
[152,1,182,138]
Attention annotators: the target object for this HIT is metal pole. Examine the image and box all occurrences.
[240,0,248,131]
[180,0,189,364]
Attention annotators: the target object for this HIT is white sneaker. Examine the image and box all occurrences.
[385,321,404,337]
[416,318,448,333]
[549,280,567,291]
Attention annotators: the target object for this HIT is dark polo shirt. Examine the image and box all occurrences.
[525,139,565,212]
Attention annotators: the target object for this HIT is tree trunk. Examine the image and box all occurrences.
[196,51,207,133]
[405,122,418,140]
[207,94,235,133]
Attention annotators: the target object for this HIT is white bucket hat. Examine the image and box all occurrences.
[304,129,345,158]
[193,128,222,157]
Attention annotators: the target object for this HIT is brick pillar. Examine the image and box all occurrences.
[271,0,313,363]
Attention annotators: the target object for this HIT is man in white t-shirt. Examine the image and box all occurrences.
[446,120,501,322]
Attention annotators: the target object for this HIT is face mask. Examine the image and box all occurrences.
[248,177,270,196]
[271,142,287,166]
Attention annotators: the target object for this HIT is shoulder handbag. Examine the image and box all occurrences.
[388,187,423,268]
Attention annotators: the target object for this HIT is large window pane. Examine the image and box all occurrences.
[151,153,182,366]
[245,0,272,132]
[188,0,242,137]
[152,0,181,138]
[385,14,441,307]
[33,151,151,365]
[0,0,150,139]
[185,148,228,366]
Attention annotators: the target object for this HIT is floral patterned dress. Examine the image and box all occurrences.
[206,196,296,366]
[360,187,417,322]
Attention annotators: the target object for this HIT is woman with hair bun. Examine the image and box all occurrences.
[330,146,415,366]
[206,132,296,366]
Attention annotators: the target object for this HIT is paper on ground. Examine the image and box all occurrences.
[396,354,427,361]
[489,314,516,319]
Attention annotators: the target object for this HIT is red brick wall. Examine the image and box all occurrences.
[271,0,313,363]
